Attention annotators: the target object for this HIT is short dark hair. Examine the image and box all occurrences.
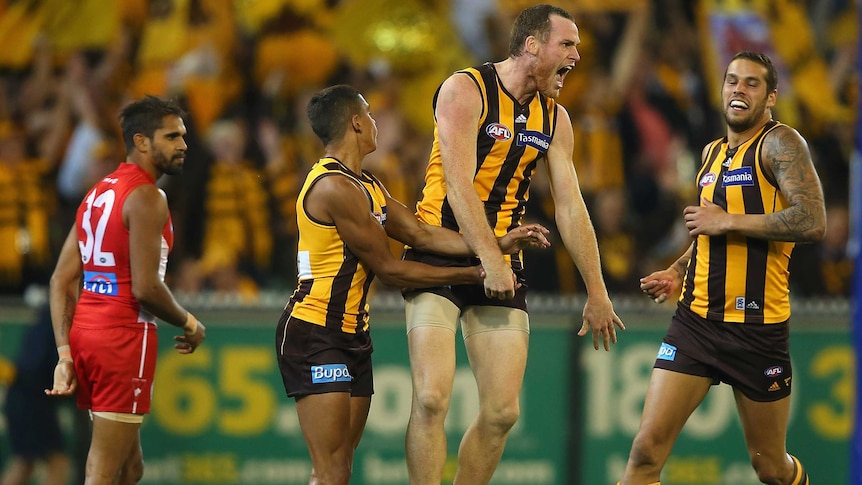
[509,4,575,57]
[726,51,778,93]
[119,95,186,154]
[306,85,365,146]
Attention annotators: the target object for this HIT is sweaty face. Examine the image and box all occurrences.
[151,115,188,175]
[534,15,580,98]
[722,59,776,133]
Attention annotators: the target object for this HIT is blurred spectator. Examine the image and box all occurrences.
[0,0,853,298]
[180,117,272,299]
[0,304,71,485]
[592,188,638,294]
[133,0,242,134]
[450,0,507,62]
[792,203,854,297]
[820,204,853,296]
[0,121,54,293]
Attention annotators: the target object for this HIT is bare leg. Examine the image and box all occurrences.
[453,328,528,485]
[406,325,456,485]
[117,435,143,485]
[297,392,369,485]
[734,391,801,484]
[85,416,142,485]
[347,396,372,473]
[620,369,712,485]
[43,452,71,485]
[0,457,35,485]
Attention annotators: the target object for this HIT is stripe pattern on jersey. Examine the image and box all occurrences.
[288,158,387,333]
[680,120,794,323]
[415,63,558,271]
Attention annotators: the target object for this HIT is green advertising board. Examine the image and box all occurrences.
[0,305,850,484]
[579,326,852,485]
[133,312,572,485]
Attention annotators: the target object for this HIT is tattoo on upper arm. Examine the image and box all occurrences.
[761,128,824,241]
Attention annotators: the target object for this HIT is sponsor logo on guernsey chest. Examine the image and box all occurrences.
[516,130,551,152]
[82,271,119,296]
[722,166,755,187]
[372,206,387,226]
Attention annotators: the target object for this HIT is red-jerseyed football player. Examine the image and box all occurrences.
[47,95,206,485]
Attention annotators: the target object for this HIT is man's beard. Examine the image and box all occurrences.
[155,151,184,176]
[724,110,759,133]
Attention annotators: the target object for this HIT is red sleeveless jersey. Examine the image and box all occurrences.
[73,163,174,329]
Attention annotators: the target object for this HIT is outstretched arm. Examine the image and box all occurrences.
[306,175,484,288]
[640,243,693,304]
[545,105,624,350]
[383,193,550,255]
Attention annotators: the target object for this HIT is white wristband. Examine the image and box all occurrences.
[184,313,198,333]
[57,344,72,360]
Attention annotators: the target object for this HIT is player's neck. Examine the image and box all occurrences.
[494,58,536,105]
[323,150,362,175]
[125,157,161,181]
[726,114,772,148]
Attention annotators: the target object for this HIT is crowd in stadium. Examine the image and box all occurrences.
[0,0,855,300]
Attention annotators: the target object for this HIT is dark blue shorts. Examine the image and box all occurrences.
[4,377,65,458]
[654,305,792,402]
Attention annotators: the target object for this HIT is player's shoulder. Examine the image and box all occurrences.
[761,122,809,157]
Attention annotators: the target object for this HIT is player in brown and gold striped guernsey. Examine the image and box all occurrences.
[275,84,550,485]
[403,5,625,484]
[620,51,824,485]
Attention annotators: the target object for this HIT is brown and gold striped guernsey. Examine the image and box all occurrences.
[681,120,794,323]
[413,63,558,271]
[287,158,388,333]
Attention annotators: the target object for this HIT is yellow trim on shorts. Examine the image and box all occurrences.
[90,410,145,424]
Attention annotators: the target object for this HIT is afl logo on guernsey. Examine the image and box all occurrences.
[486,123,512,141]
[699,172,717,187]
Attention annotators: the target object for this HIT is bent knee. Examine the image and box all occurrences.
[121,458,144,484]
[479,402,521,433]
[626,433,669,470]
[750,454,790,484]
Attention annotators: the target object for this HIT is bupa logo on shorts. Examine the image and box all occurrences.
[699,172,717,187]
[657,342,677,361]
[722,166,755,187]
[82,271,119,296]
[311,364,352,384]
[764,365,784,377]
[486,123,512,141]
[516,130,551,152]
